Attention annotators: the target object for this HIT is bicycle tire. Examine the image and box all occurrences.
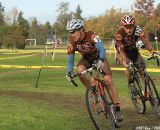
[102,80,122,128]
[147,75,160,118]
[85,87,115,130]
[129,77,146,114]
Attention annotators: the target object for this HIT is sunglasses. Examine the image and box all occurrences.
[124,25,134,29]
[69,29,80,34]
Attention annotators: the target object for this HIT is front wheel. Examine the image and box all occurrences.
[129,78,146,114]
[85,87,115,130]
[147,76,160,118]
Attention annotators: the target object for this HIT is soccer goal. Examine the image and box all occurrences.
[45,35,57,61]
[25,39,37,46]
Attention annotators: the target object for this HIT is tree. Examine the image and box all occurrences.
[44,21,52,36]
[3,24,25,49]
[135,0,155,18]
[28,17,38,39]
[0,2,5,48]
[17,11,29,48]
[5,7,20,24]
[104,8,125,41]
[55,2,73,42]
[156,3,160,17]
[18,11,29,38]
[0,2,5,25]
[0,24,8,48]
[74,4,83,19]
[134,0,160,41]
[85,7,126,42]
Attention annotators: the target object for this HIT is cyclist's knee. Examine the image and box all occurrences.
[104,75,113,86]
[77,65,86,73]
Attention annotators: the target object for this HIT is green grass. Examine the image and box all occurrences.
[0,48,160,130]
[0,95,92,130]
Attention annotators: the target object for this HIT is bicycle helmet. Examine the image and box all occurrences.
[121,15,135,26]
[66,19,84,33]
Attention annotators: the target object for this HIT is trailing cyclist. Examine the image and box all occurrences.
[115,14,159,98]
[66,19,123,121]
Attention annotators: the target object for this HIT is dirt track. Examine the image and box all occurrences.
[0,90,160,130]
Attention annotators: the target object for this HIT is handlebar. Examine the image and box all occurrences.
[70,64,103,87]
[146,55,160,66]
[70,66,96,87]
[70,79,78,87]
[73,67,95,78]
[127,55,160,72]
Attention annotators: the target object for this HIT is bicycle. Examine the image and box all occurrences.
[128,55,160,118]
[70,63,122,130]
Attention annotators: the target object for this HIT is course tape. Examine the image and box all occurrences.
[0,53,39,60]
[1,49,156,54]
[0,49,154,61]
[0,64,160,72]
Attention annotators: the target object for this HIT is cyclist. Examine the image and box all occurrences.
[66,19,123,121]
[115,15,158,98]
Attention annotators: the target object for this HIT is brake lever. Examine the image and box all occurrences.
[147,56,155,61]
[71,79,78,87]
[146,56,160,66]
[156,57,160,66]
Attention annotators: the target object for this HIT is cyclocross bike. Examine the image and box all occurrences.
[70,63,122,130]
[128,55,160,118]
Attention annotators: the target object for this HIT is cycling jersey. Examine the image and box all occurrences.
[67,31,106,72]
[115,26,144,62]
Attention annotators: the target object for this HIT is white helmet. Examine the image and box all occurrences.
[66,19,84,32]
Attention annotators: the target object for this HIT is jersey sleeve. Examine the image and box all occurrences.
[89,31,106,60]
[89,31,102,43]
[67,37,75,54]
[115,32,122,41]
[134,26,144,37]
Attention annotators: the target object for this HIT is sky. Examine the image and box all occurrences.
[1,0,160,24]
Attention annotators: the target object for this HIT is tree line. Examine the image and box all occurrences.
[0,0,160,49]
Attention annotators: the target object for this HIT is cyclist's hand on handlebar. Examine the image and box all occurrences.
[127,62,134,72]
[66,72,74,81]
[96,59,104,70]
[151,51,159,58]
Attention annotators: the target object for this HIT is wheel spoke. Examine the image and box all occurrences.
[147,76,160,117]
[129,78,146,114]
[85,87,115,130]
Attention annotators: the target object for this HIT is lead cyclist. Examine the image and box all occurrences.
[66,19,123,122]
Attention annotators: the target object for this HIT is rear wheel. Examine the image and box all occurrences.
[129,78,146,114]
[147,76,160,118]
[85,87,115,130]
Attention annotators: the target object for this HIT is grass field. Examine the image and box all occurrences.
[0,48,160,130]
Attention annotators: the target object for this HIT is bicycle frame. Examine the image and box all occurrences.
[71,65,113,111]
[71,65,117,129]
[135,70,152,101]
[143,70,151,101]
[73,66,112,101]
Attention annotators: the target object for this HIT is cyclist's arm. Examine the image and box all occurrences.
[116,41,130,67]
[95,41,106,61]
[140,31,154,53]
[67,53,75,72]
[91,33,106,61]
[115,34,130,67]
[67,43,75,72]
